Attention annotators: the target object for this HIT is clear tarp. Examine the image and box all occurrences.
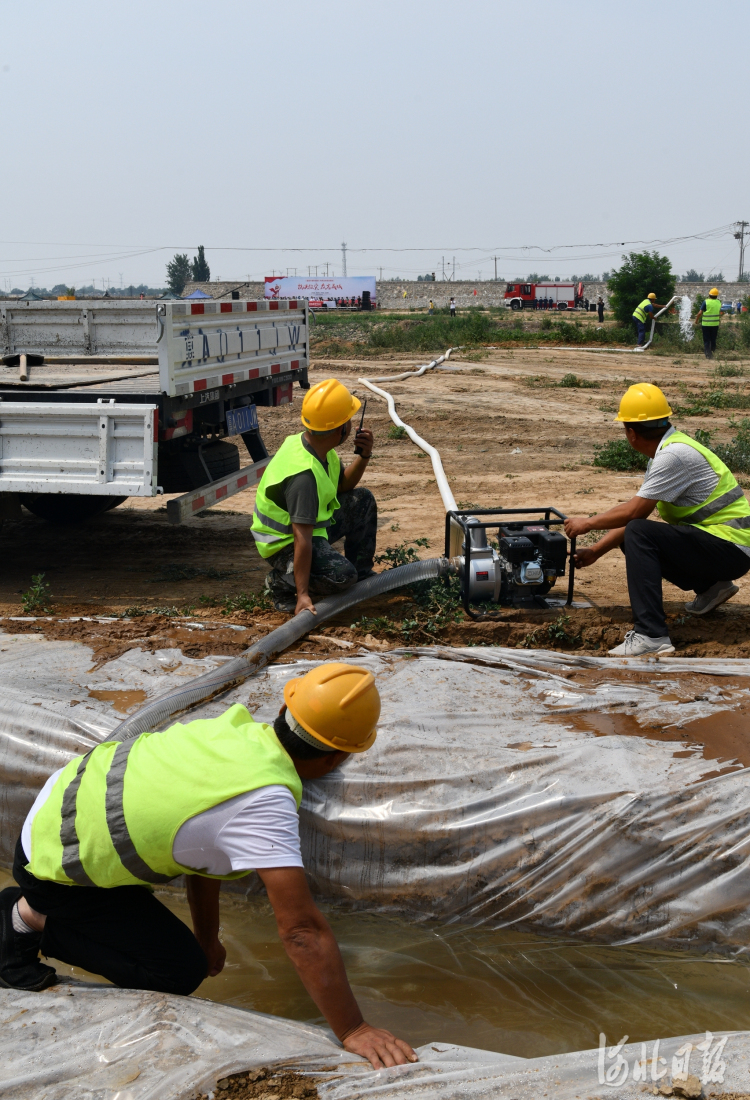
[2,981,748,1100]
[3,636,750,948]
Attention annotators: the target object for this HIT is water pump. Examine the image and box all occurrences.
[445,507,576,619]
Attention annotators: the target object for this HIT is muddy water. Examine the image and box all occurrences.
[6,868,749,1059]
[87,688,147,714]
[557,705,750,775]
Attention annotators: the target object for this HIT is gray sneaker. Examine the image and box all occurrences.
[608,631,675,657]
[685,581,739,616]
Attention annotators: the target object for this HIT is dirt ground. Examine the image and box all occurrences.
[3,345,750,660]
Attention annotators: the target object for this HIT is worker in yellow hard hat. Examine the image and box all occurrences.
[565,383,750,657]
[632,292,666,347]
[5,664,418,1070]
[251,378,376,613]
[693,287,725,360]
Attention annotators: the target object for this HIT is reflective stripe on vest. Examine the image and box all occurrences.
[702,298,722,326]
[29,705,303,887]
[251,433,341,559]
[633,299,651,323]
[656,431,750,546]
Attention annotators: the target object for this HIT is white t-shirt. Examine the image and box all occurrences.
[22,772,303,876]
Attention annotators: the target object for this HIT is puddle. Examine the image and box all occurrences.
[555,705,750,772]
[87,689,147,714]
[5,866,749,1060]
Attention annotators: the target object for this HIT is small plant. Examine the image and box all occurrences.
[592,439,649,471]
[21,573,53,614]
[375,537,430,569]
[576,487,595,494]
[387,424,408,440]
[524,613,581,648]
[713,363,744,377]
[390,522,400,532]
[200,591,273,615]
[558,373,600,389]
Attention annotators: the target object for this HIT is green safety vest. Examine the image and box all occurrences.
[633,299,652,323]
[655,431,750,546]
[28,704,303,888]
[702,298,722,326]
[251,433,341,559]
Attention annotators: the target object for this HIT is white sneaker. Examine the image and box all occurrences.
[685,581,739,616]
[608,631,675,657]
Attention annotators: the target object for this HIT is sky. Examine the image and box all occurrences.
[0,0,748,290]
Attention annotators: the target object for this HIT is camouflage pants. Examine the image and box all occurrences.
[264,486,378,606]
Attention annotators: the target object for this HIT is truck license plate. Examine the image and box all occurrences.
[226,405,259,435]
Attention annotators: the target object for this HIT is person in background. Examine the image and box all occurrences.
[428,299,434,315]
[693,288,725,360]
[632,292,661,347]
[449,297,456,317]
[597,296,605,324]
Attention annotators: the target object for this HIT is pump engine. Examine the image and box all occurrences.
[445,507,575,618]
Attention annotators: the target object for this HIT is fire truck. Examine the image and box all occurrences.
[504,281,585,310]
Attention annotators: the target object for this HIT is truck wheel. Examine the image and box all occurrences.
[157,441,241,493]
[19,494,128,523]
[510,300,521,311]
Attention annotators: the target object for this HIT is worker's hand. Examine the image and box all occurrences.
[564,516,592,539]
[295,593,317,616]
[354,428,374,458]
[199,936,226,978]
[572,546,599,569]
[341,1021,418,1070]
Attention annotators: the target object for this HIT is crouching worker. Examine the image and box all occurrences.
[1,664,418,1071]
[252,378,377,614]
[564,384,750,657]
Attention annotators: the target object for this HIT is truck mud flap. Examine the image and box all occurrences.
[166,455,270,524]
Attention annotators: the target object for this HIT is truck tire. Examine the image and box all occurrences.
[19,494,128,523]
[157,441,241,493]
[510,300,521,311]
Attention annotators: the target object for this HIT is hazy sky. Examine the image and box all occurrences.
[1,0,747,289]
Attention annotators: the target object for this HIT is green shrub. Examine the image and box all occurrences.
[698,420,750,474]
[387,424,408,440]
[559,373,600,389]
[607,250,676,327]
[21,573,53,614]
[592,439,649,471]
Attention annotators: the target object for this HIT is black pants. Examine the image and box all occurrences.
[598,307,604,323]
[623,519,750,637]
[265,485,378,601]
[702,324,719,358]
[13,838,206,994]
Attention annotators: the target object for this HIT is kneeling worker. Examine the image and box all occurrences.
[565,384,750,657]
[252,379,377,614]
[1,664,417,1071]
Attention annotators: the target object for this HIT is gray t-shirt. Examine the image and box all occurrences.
[637,427,750,557]
[265,435,340,526]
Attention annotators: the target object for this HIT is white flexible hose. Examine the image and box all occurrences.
[358,348,462,513]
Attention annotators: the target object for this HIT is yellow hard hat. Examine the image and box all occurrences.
[284,662,380,753]
[615,383,673,423]
[301,378,361,432]
[647,292,657,300]
[709,287,719,296]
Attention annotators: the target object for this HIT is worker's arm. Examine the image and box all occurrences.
[257,866,418,1071]
[339,429,373,492]
[564,495,658,539]
[694,308,704,325]
[186,875,226,978]
[572,526,626,567]
[292,522,315,616]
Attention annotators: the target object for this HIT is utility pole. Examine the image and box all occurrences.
[442,256,445,280]
[452,256,456,281]
[324,262,329,277]
[494,257,497,281]
[735,221,749,281]
[341,242,347,277]
[379,266,382,282]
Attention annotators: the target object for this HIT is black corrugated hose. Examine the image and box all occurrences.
[111,557,449,742]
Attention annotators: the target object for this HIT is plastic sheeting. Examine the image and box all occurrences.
[3,981,749,1100]
[4,635,750,947]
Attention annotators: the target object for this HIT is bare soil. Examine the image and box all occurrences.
[199,1066,319,1100]
[3,346,750,659]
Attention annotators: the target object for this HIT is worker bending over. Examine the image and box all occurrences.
[0,664,417,1071]
[252,379,376,614]
[694,287,725,360]
[565,384,750,657]
[632,292,666,347]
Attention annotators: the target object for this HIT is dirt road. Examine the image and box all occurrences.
[3,345,750,659]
